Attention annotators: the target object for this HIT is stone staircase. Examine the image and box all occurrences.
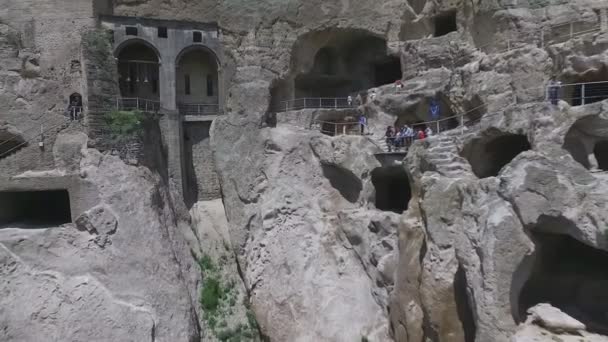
[423,134,473,178]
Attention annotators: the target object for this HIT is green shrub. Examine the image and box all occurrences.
[200,276,223,311]
[104,110,144,137]
[198,255,216,272]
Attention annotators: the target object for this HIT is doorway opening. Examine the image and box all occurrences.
[0,190,72,228]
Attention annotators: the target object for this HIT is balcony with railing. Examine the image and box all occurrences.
[115,97,161,113]
[275,98,355,112]
[178,103,221,121]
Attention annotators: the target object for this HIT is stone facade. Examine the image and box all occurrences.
[183,121,221,204]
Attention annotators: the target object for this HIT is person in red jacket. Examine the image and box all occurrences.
[417,129,426,140]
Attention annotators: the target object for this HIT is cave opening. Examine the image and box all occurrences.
[593,140,608,171]
[286,29,398,101]
[374,56,402,87]
[371,166,411,214]
[519,232,608,334]
[434,11,458,37]
[462,133,531,178]
[0,190,72,227]
[322,164,362,203]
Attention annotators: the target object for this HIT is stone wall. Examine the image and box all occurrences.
[183,121,221,204]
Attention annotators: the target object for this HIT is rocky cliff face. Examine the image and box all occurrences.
[2,0,608,341]
[0,133,201,341]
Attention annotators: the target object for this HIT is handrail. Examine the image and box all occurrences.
[0,119,70,160]
[348,20,604,99]
[313,79,608,148]
[178,103,221,115]
[115,97,161,113]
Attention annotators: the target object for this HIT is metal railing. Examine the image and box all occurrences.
[365,20,605,100]
[275,98,354,112]
[178,103,221,116]
[66,106,83,120]
[314,80,608,152]
[115,97,160,113]
[550,80,608,106]
[311,119,364,136]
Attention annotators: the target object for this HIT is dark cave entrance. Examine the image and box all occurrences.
[0,190,72,227]
[519,232,608,334]
[289,29,401,101]
[374,57,402,87]
[434,11,458,37]
[322,164,362,203]
[371,166,411,214]
[594,141,608,171]
[462,133,531,178]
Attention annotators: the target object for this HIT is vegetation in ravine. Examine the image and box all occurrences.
[197,254,260,341]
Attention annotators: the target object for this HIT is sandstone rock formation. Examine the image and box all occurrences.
[2,0,608,341]
[0,133,201,341]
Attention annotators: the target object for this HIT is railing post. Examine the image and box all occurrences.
[436,121,440,135]
[116,97,119,110]
[335,98,337,109]
[319,98,322,108]
[570,22,574,38]
[304,98,307,109]
[145,100,148,112]
[581,83,586,105]
[460,114,464,135]
[342,124,346,135]
[285,100,288,112]
[540,28,544,48]
[136,98,140,111]
[334,123,338,136]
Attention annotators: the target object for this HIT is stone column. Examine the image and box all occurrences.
[159,59,177,111]
[159,110,185,201]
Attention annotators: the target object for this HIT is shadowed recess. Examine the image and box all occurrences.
[371,166,411,214]
[462,133,531,178]
[519,232,608,335]
[321,164,362,203]
[0,190,72,227]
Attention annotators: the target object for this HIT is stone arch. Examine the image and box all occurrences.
[175,45,221,114]
[462,130,531,178]
[115,39,161,101]
[175,45,221,69]
[69,93,83,107]
[114,38,161,63]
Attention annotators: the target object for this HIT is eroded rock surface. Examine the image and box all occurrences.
[0,134,200,341]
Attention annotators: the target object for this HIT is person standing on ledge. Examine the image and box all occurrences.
[359,114,367,135]
[548,77,562,105]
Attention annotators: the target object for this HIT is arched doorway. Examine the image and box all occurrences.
[116,41,160,102]
[176,47,219,116]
